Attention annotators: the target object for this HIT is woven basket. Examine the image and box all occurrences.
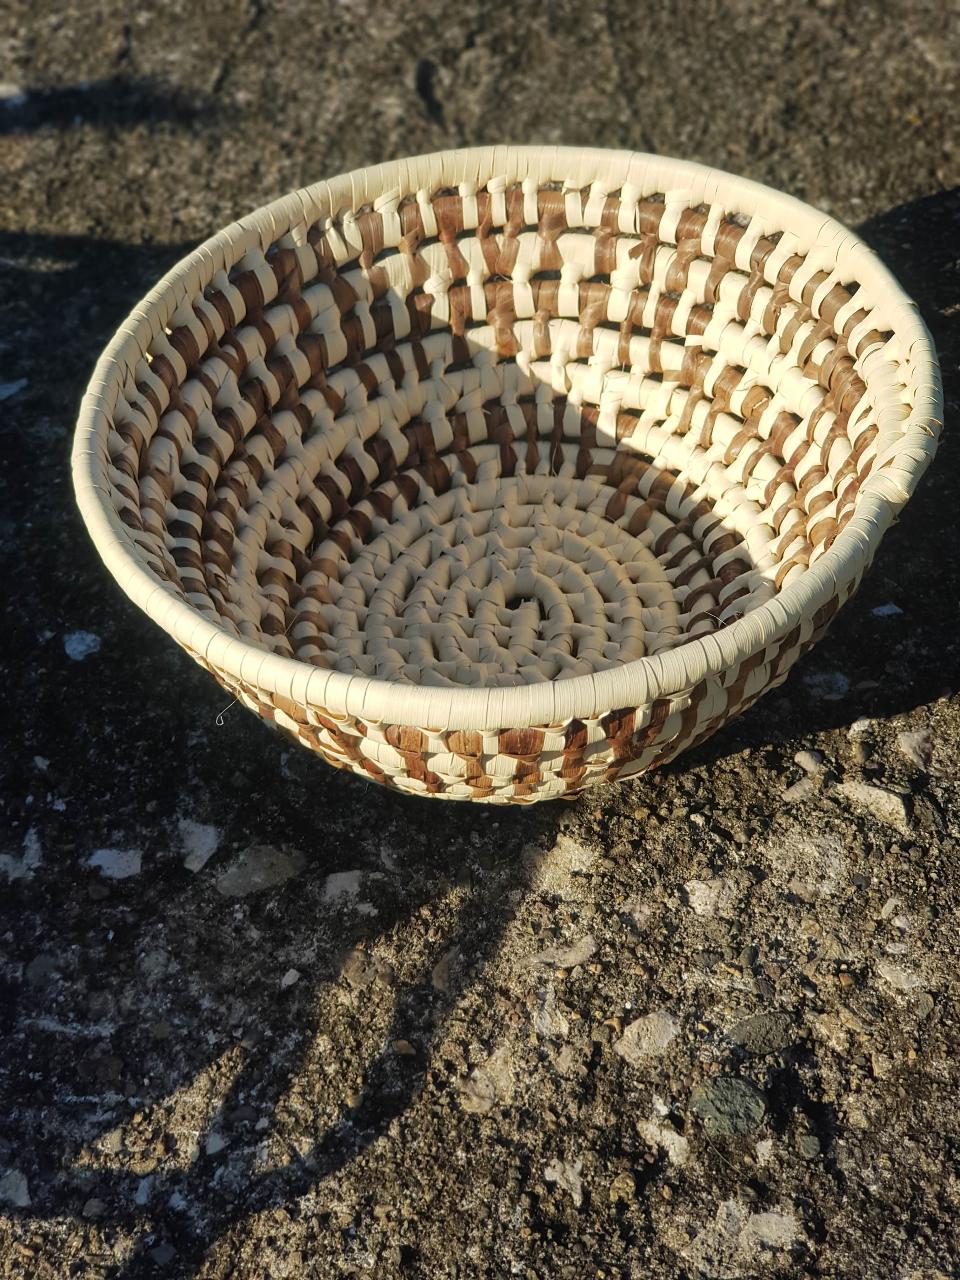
[73,147,941,803]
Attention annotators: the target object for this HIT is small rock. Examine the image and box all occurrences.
[177,818,219,873]
[0,826,42,882]
[871,602,903,618]
[838,781,912,836]
[149,1243,177,1266]
[683,1200,802,1277]
[755,1138,774,1165]
[876,961,922,992]
[216,844,305,896]
[614,1010,680,1063]
[64,631,101,661]
[459,1046,514,1114]
[727,1012,793,1056]
[543,1157,584,1208]
[0,1170,30,1208]
[205,1133,228,1156]
[392,1039,417,1056]
[98,1128,123,1155]
[782,777,816,804]
[639,1118,689,1167]
[797,1134,821,1159]
[280,968,300,989]
[848,717,874,738]
[82,1197,107,1219]
[431,947,459,993]
[914,992,935,1020]
[88,848,141,879]
[743,1208,801,1250]
[323,870,363,902]
[683,877,737,918]
[134,1177,153,1205]
[621,896,654,930]
[898,728,932,770]
[690,1077,767,1138]
[794,749,823,774]
[608,1171,636,1203]
[803,670,849,700]
[529,934,597,969]
[534,983,569,1040]
[523,832,594,897]
[341,948,377,989]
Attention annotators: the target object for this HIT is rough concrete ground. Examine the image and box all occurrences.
[1,2,959,1276]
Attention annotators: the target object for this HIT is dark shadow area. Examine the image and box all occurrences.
[0,77,215,135]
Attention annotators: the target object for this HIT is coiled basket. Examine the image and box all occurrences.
[73,147,941,803]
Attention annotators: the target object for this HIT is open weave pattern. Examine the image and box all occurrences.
[74,148,940,802]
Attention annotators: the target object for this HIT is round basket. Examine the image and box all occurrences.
[73,147,941,803]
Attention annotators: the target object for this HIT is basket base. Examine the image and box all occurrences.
[287,468,768,687]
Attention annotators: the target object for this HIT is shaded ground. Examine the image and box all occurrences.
[1,2,958,1277]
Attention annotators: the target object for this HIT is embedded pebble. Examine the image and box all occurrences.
[876,961,922,992]
[803,670,850,700]
[341,949,377,989]
[683,877,737,918]
[797,1134,821,1159]
[727,1012,793,1056]
[608,1171,636,1203]
[87,848,142,879]
[0,826,42,882]
[533,983,569,1040]
[431,947,459,993]
[898,728,933,770]
[690,1077,767,1137]
[683,1200,802,1276]
[639,1117,689,1166]
[177,817,220,873]
[838,782,912,835]
[523,832,594,896]
[782,777,816,804]
[0,1169,30,1208]
[614,1009,680,1063]
[216,845,305,896]
[323,870,363,902]
[529,934,597,969]
[64,631,101,661]
[458,1046,514,1114]
[743,1209,802,1249]
[794,749,824,774]
[543,1157,584,1207]
[280,968,301,989]
[871,602,903,618]
[848,717,875,738]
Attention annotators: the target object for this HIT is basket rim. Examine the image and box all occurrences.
[72,145,942,731]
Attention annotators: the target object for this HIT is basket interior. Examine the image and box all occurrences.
[105,181,903,690]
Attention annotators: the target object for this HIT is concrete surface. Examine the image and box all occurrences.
[1,2,958,1277]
